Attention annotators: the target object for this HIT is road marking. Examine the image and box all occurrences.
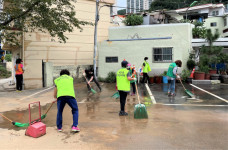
[145,83,156,104]
[190,84,228,103]
[78,99,87,104]
[163,104,228,107]
[19,86,55,101]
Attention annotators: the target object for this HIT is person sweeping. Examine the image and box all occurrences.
[116,61,136,116]
[54,69,80,132]
[166,60,182,96]
[83,66,101,93]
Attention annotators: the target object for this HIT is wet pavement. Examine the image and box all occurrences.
[0,82,227,149]
[149,83,228,106]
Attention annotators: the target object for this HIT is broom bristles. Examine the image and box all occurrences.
[134,104,148,119]
[91,88,97,94]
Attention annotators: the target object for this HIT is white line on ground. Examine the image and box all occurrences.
[19,86,55,101]
[163,104,228,107]
[78,99,87,103]
[190,84,228,103]
[145,83,156,104]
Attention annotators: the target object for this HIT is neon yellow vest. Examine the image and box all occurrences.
[54,75,75,98]
[143,61,151,73]
[116,68,130,91]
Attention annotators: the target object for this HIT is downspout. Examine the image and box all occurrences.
[23,32,25,66]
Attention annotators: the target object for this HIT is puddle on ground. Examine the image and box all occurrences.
[0,83,152,131]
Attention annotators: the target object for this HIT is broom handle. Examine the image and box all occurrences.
[45,100,57,115]
[83,75,92,88]
[179,78,186,91]
[0,113,13,123]
[135,83,141,104]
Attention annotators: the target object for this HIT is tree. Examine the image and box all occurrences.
[0,0,93,45]
[123,14,143,26]
[117,9,126,15]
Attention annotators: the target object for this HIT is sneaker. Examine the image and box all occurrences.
[119,111,128,116]
[58,129,62,132]
[72,126,80,132]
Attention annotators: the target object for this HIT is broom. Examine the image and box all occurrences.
[83,75,97,94]
[134,83,148,119]
[111,91,120,99]
[179,78,195,98]
[0,100,57,127]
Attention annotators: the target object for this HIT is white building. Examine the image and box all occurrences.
[127,0,153,14]
[176,3,228,37]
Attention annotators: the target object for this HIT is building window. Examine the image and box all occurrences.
[153,48,173,62]
[211,22,217,27]
[212,11,219,16]
[106,57,118,63]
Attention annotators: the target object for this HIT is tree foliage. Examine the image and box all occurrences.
[123,14,143,26]
[117,9,126,15]
[0,0,93,45]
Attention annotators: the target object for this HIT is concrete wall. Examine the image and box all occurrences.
[43,62,90,87]
[98,23,192,78]
[23,0,114,89]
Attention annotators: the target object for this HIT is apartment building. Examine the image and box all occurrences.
[127,0,153,14]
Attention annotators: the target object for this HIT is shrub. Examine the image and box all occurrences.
[105,72,116,83]
[181,69,191,81]
[0,65,11,78]
[187,59,196,70]
[5,54,12,62]
[123,14,143,26]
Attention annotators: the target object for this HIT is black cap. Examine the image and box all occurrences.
[121,61,128,68]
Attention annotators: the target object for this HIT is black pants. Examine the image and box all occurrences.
[87,78,101,91]
[131,82,136,94]
[142,73,150,83]
[16,74,23,91]
[119,90,128,112]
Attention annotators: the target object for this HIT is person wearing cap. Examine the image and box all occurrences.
[54,69,80,132]
[127,64,136,96]
[14,58,25,91]
[142,57,151,84]
[116,61,136,116]
[166,60,182,96]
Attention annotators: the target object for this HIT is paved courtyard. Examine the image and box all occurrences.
[0,81,227,150]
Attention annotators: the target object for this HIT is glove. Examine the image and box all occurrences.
[133,78,137,81]
[177,75,180,79]
[83,73,86,76]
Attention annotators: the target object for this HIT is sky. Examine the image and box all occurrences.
[116,0,126,10]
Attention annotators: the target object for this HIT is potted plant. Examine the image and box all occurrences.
[181,69,192,83]
[154,75,162,84]
[162,71,168,84]
[149,76,154,84]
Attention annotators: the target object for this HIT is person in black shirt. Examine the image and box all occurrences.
[83,67,101,92]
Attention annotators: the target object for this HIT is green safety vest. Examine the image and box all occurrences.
[167,63,177,78]
[116,68,130,91]
[143,61,151,73]
[54,75,75,98]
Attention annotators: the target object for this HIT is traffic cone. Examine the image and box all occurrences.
[190,67,195,78]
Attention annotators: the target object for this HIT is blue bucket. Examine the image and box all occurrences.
[163,76,168,83]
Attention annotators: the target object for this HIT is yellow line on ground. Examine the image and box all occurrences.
[190,84,228,103]
[19,86,55,101]
[145,83,156,104]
